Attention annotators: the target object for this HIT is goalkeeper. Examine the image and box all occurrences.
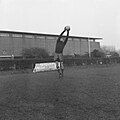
[54,26,70,75]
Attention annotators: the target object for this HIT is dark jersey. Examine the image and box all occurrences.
[55,41,66,53]
[55,30,69,54]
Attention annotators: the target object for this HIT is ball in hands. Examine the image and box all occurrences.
[65,26,70,31]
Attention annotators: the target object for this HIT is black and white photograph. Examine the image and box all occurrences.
[0,0,120,119]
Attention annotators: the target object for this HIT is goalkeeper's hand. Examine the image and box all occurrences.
[64,27,67,31]
[67,29,70,31]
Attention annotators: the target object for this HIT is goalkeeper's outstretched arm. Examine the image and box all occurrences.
[64,30,70,45]
[57,29,66,43]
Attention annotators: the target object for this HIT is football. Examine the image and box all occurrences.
[65,26,70,30]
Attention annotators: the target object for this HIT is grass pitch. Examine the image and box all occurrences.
[0,65,120,119]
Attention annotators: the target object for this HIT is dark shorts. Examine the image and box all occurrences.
[54,53,63,62]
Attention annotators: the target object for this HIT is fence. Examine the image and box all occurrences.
[64,57,120,66]
[0,57,120,71]
[0,58,53,71]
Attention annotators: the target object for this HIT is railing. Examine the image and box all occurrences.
[0,57,120,71]
[64,57,120,66]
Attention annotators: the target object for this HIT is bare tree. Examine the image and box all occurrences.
[101,45,116,53]
[101,45,119,58]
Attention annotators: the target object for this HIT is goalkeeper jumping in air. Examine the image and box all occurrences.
[54,26,70,77]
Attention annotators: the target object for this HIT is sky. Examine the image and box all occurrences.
[0,0,120,50]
